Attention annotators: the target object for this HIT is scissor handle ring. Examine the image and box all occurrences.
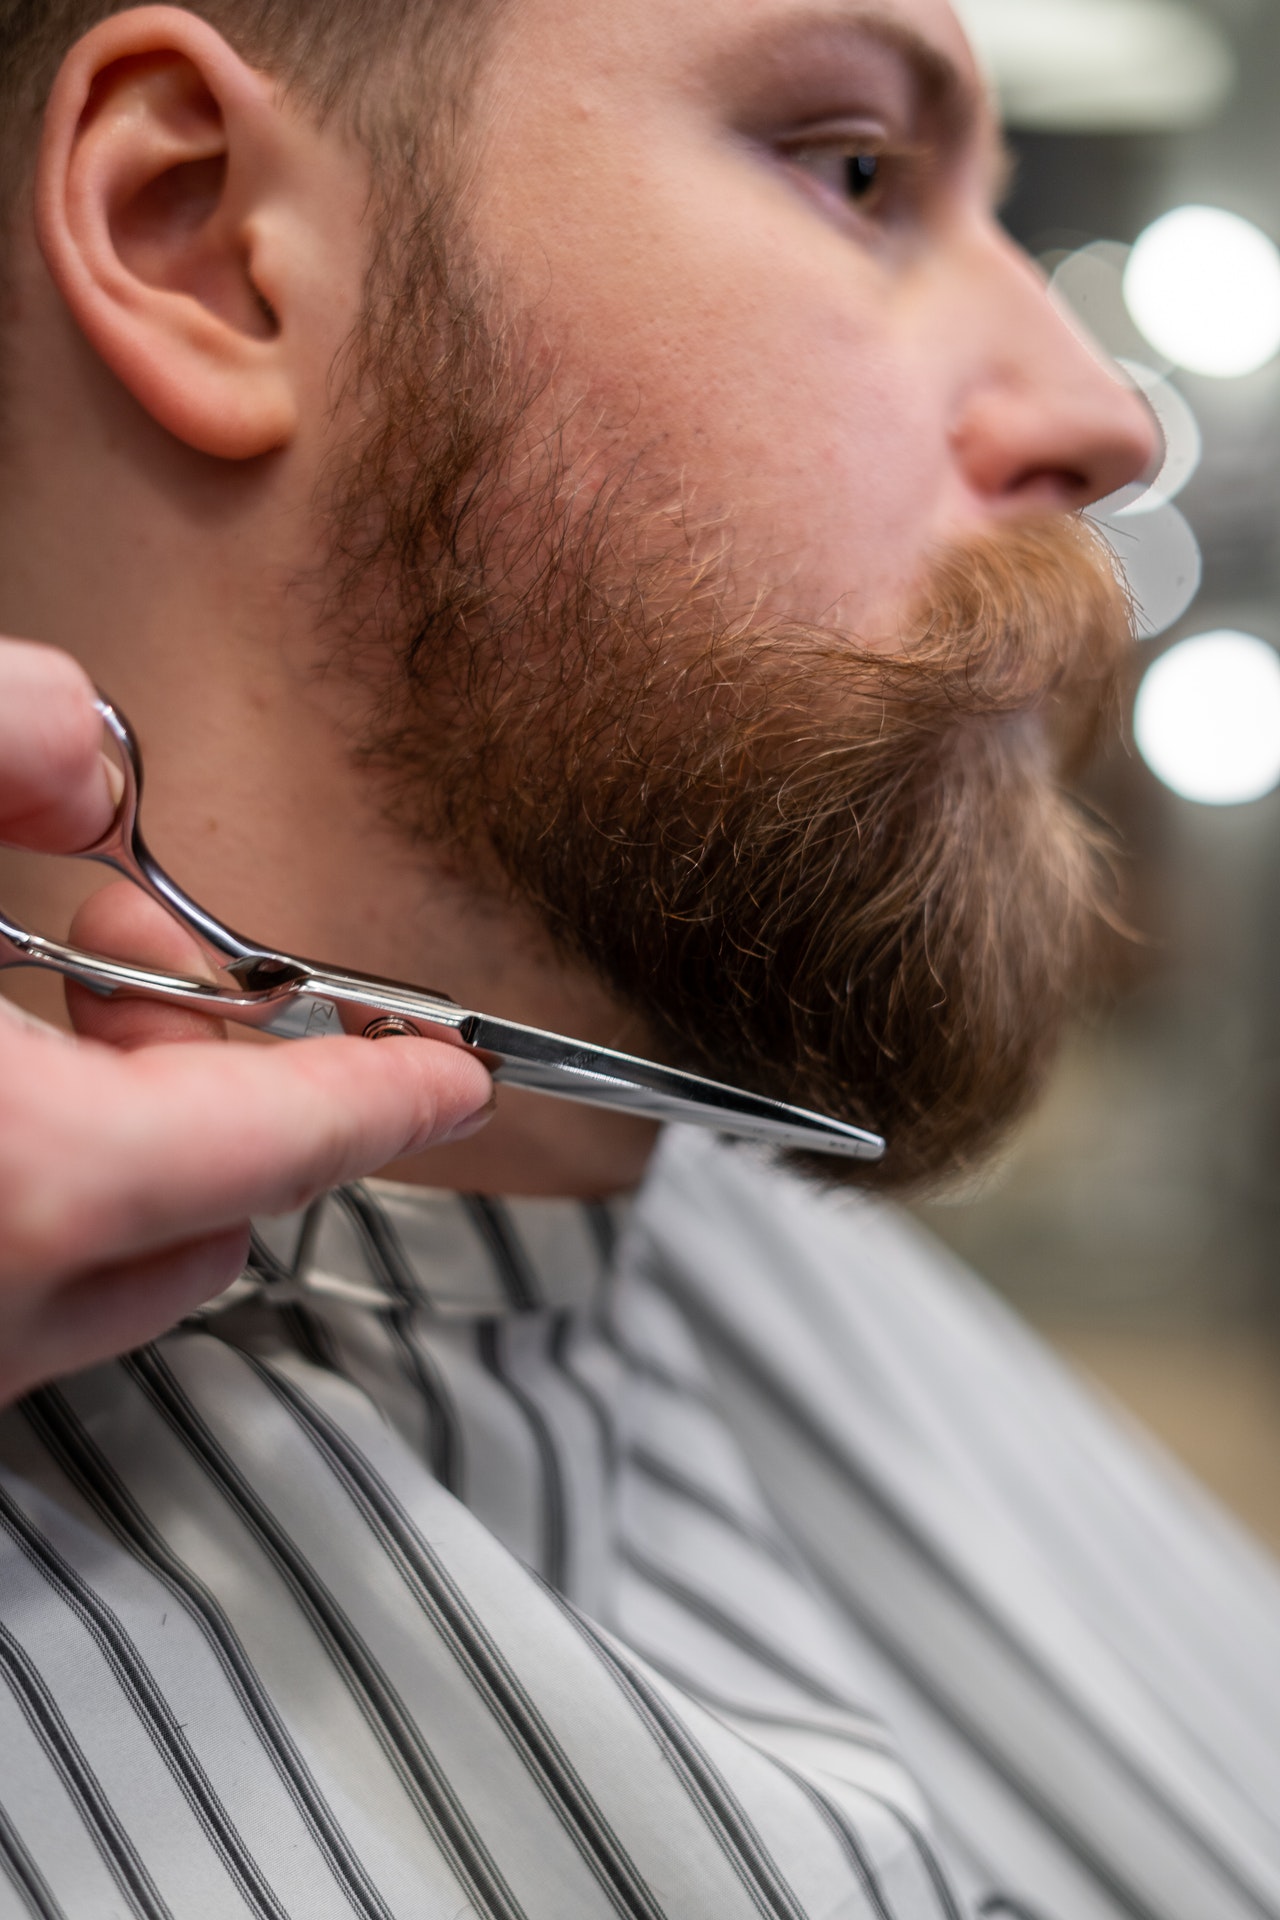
[85,693,262,964]
[83,695,147,864]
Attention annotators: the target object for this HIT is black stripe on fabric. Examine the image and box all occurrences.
[887,1810,968,1920]
[622,1545,857,1714]
[599,1312,719,1409]
[22,1387,397,1920]
[550,1313,620,1488]
[626,1444,799,1571]
[249,1359,673,1920]
[462,1196,542,1312]
[614,1664,897,1760]
[330,1187,465,1493]
[462,1192,573,1589]
[0,1616,169,1920]
[248,1214,345,1375]
[475,1323,568,1591]
[715,1702,963,1920]
[0,1792,67,1920]
[290,1198,328,1280]
[125,1349,528,1920]
[248,1221,343,1374]
[768,1766,896,1920]
[655,1274,1279,1920]
[611,1641,961,1920]
[978,1899,1055,1920]
[278,1301,343,1373]
[814,1568,1168,1920]
[247,1203,324,1285]
[247,1227,292,1286]
[583,1202,619,1267]
[548,1598,813,1920]
[0,1479,286,1920]
[574,1209,630,1489]
[612,1341,715,1404]
[782,1761,967,1920]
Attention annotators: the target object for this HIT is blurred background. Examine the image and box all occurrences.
[915,0,1280,1551]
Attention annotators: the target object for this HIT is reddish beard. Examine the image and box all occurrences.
[327,248,1136,1190]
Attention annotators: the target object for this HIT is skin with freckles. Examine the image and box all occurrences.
[0,0,1159,1202]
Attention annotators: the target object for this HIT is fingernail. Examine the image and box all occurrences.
[99,753,125,812]
[438,1093,497,1146]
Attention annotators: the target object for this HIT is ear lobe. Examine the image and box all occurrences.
[36,8,299,460]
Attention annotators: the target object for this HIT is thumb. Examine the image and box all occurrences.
[66,878,229,1049]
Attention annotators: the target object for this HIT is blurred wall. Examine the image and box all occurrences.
[916,0,1280,1552]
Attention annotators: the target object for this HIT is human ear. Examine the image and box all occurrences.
[35,6,352,461]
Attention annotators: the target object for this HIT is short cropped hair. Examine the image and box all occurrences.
[0,0,498,233]
[0,0,502,441]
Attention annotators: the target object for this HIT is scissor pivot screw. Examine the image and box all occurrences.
[363,1016,422,1041]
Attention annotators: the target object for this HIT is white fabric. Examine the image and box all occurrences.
[1,1125,1277,1920]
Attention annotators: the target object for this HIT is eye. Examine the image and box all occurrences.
[844,152,882,203]
[777,126,923,225]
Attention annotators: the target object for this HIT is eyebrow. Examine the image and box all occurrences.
[725,5,1013,203]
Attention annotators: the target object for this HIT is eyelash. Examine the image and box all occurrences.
[778,133,924,224]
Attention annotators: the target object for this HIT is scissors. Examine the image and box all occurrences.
[0,697,885,1164]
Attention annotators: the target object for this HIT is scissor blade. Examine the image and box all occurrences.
[461,1013,885,1162]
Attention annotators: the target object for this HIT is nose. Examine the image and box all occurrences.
[949,230,1162,515]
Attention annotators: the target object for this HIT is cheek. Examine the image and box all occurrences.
[488,191,957,633]
[663,304,953,628]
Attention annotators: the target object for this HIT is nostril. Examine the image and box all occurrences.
[1006,466,1093,509]
[951,375,1164,512]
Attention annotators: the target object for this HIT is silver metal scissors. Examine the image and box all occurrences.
[0,697,885,1164]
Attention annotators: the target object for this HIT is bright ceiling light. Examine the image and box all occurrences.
[955,0,1235,132]
[1124,207,1280,379]
[1135,631,1280,807]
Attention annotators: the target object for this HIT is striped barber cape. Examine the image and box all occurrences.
[2,1125,1279,1920]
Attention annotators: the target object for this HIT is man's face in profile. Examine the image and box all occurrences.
[322,0,1156,1187]
[460,0,1142,635]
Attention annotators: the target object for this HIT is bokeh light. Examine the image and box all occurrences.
[1114,361,1202,514]
[1091,499,1202,638]
[1134,630,1280,806]
[1050,241,1159,368]
[1123,206,1280,378]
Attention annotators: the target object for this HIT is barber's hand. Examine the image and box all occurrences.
[0,638,494,1407]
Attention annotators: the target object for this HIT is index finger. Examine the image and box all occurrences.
[2,1026,494,1281]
